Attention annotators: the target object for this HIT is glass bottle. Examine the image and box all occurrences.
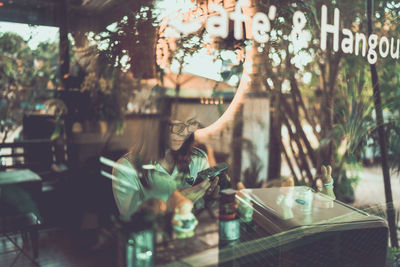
[218,189,240,267]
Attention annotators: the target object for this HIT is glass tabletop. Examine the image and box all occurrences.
[152,187,388,267]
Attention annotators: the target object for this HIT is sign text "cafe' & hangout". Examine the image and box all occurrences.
[168,0,399,64]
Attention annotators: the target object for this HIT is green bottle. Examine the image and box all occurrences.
[126,229,154,267]
[122,209,156,267]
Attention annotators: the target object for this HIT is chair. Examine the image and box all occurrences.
[0,212,41,266]
[0,169,42,266]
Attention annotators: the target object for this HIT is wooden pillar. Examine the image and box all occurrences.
[194,1,272,187]
[268,92,281,180]
[232,106,243,186]
[59,0,70,90]
[234,43,271,186]
[226,0,272,186]
[240,92,270,186]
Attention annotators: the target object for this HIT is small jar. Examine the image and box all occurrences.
[297,187,313,215]
[219,189,238,221]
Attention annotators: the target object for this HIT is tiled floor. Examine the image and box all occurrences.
[0,210,219,267]
[0,228,113,267]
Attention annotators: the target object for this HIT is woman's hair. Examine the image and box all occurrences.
[130,97,196,188]
[170,133,194,173]
[158,97,195,173]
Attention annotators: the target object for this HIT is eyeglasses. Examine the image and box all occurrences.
[169,121,199,135]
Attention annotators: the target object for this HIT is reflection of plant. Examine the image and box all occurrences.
[241,138,263,188]
[317,63,376,200]
[159,28,208,97]
[32,41,60,90]
[333,155,361,203]
[328,91,374,177]
[388,123,400,174]
[80,69,133,132]
[94,0,159,79]
[243,160,263,188]
[79,1,161,124]
[388,247,400,266]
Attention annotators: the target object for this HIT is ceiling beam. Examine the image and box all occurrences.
[0,0,138,31]
[0,4,58,26]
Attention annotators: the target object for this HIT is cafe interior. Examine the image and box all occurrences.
[0,0,399,266]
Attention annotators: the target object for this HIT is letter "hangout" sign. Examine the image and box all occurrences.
[320,5,399,64]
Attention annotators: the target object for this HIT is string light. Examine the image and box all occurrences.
[200,96,225,105]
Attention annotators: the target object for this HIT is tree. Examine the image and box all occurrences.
[246,0,376,188]
[0,32,60,142]
[93,0,159,79]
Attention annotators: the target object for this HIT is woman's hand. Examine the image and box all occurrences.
[180,176,219,203]
[135,198,167,216]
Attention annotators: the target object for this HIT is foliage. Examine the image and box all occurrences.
[85,0,400,186]
[32,42,60,90]
[79,68,133,132]
[93,0,159,79]
[76,1,162,128]
[370,2,400,174]
[387,247,400,266]
[0,32,60,142]
[241,138,263,188]
[248,0,400,193]
[319,56,376,183]
[333,155,362,203]
[74,45,136,132]
[387,123,400,173]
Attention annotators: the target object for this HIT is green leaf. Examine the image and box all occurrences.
[50,125,62,140]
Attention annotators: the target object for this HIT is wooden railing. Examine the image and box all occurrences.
[0,139,57,171]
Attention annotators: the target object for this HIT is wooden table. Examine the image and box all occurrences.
[0,169,42,186]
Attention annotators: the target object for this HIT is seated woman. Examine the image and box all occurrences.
[112,99,219,221]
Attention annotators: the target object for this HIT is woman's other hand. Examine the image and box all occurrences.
[180,179,210,203]
[206,176,220,199]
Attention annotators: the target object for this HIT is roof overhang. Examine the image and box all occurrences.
[0,0,137,31]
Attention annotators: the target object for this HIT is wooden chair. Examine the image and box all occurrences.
[0,139,69,187]
[0,139,68,265]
